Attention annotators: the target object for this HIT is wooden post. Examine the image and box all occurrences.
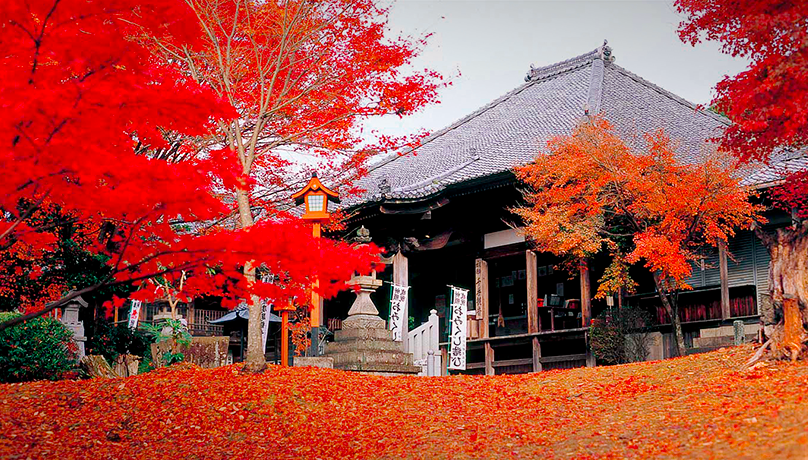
[532,337,542,372]
[475,258,489,338]
[310,222,322,356]
[484,342,495,376]
[719,240,730,320]
[526,250,539,333]
[580,259,592,328]
[280,310,290,367]
[393,251,409,349]
[188,300,195,331]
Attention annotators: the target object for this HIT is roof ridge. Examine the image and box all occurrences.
[525,48,599,82]
[367,51,598,175]
[607,64,730,126]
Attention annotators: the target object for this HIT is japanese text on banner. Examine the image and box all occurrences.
[128,300,142,330]
[389,284,408,342]
[448,286,468,370]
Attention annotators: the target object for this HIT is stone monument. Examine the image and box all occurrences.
[324,227,420,375]
[60,295,88,357]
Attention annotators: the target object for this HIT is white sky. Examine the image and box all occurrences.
[362,0,748,139]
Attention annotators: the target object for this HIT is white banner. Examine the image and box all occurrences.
[448,286,468,370]
[260,274,273,351]
[389,284,408,342]
[128,300,142,330]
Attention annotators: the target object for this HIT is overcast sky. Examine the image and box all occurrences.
[362,0,748,139]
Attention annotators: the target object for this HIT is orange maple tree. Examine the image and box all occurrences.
[514,117,758,356]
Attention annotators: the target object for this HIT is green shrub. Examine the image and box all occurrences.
[590,306,651,365]
[86,321,153,366]
[0,312,78,383]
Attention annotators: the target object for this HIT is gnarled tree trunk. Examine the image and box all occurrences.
[755,222,808,360]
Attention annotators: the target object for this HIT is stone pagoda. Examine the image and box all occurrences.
[324,227,420,375]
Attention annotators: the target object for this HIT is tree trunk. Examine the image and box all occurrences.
[756,222,808,360]
[654,273,686,357]
[235,186,267,373]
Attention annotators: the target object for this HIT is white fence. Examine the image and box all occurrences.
[407,309,442,376]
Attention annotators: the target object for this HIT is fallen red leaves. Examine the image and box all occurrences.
[1,346,807,459]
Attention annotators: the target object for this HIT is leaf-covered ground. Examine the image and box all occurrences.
[1,345,807,459]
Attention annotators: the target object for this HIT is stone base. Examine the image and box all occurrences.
[325,320,419,376]
[342,314,386,330]
[293,357,334,369]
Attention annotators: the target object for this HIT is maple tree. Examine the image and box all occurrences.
[514,118,757,357]
[677,0,808,359]
[0,0,379,335]
[137,0,443,370]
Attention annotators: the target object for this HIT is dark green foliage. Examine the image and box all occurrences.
[86,321,154,367]
[590,306,652,365]
[0,312,77,382]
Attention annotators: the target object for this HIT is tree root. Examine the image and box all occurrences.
[746,339,772,368]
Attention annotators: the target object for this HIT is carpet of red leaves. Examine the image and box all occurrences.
[1,345,807,459]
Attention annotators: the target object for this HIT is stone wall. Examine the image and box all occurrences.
[151,336,229,368]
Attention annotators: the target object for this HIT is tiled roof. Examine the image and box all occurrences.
[741,152,808,188]
[345,41,794,209]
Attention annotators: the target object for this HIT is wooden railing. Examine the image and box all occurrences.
[407,309,441,376]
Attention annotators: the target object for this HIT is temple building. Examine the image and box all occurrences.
[323,41,797,375]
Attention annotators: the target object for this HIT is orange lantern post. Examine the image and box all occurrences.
[291,172,340,356]
[275,299,296,367]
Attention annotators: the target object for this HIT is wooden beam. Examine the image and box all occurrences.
[393,251,409,349]
[541,353,588,364]
[532,337,542,372]
[526,250,539,333]
[475,258,489,338]
[484,342,495,376]
[580,259,592,328]
[719,241,730,320]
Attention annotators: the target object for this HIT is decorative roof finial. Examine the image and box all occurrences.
[354,225,372,244]
[598,39,615,63]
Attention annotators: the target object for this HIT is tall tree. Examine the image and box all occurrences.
[0,0,377,332]
[141,0,443,370]
[514,118,757,357]
[677,0,808,359]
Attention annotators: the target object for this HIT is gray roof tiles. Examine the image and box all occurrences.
[346,43,801,209]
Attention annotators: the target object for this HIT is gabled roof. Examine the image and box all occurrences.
[345,41,733,209]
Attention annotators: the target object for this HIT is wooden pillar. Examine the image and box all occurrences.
[393,252,409,349]
[580,259,592,328]
[484,342,495,376]
[719,241,730,320]
[475,258,489,338]
[531,337,542,372]
[526,250,539,333]
[188,300,195,330]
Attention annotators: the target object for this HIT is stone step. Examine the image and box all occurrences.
[334,361,421,375]
[325,338,404,354]
[334,327,395,342]
[327,349,414,367]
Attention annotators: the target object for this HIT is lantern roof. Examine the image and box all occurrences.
[291,171,340,206]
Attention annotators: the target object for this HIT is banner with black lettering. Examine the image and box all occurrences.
[448,286,468,370]
[389,284,408,342]
[127,300,142,330]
